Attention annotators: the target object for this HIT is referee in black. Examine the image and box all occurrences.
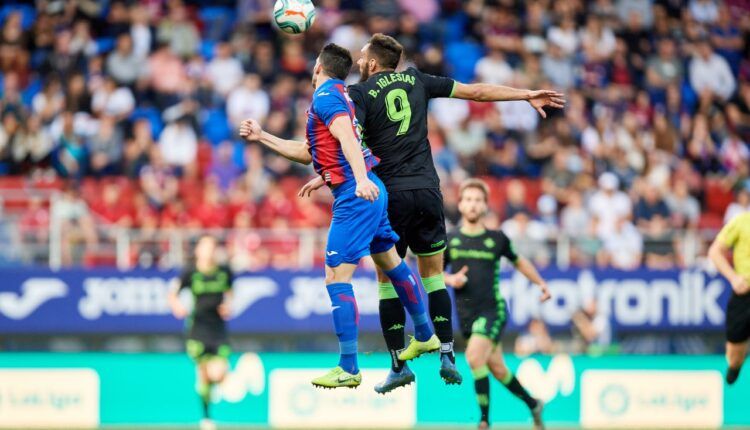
[444,179,551,430]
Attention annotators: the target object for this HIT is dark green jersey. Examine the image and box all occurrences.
[445,229,518,319]
[178,265,233,340]
[348,67,456,192]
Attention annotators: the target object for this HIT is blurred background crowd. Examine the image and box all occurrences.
[0,0,749,271]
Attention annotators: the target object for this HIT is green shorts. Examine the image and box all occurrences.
[459,300,508,344]
[186,338,231,363]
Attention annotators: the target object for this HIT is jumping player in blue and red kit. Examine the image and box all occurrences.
[239,43,439,389]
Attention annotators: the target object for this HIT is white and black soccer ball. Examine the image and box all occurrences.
[273,0,316,34]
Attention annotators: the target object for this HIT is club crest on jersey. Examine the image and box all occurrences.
[484,238,495,249]
[450,237,461,247]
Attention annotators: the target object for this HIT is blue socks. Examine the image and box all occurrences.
[385,261,433,341]
[326,283,359,374]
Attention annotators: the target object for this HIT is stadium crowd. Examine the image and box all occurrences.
[0,0,749,270]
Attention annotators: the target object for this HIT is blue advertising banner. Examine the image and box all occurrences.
[0,268,731,334]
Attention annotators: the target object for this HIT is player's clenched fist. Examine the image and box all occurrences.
[239,119,263,141]
[355,178,380,202]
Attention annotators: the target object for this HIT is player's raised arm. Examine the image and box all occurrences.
[328,115,379,202]
[238,118,312,164]
[513,256,552,302]
[451,83,566,118]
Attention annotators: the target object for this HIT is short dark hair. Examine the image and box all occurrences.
[367,33,403,70]
[318,43,353,80]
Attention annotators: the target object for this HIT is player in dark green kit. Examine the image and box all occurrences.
[444,179,551,430]
[168,235,233,430]
[258,33,564,392]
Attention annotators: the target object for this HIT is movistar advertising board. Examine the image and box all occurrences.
[0,268,730,333]
[0,353,747,428]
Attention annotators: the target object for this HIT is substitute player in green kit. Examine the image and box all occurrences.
[444,179,551,430]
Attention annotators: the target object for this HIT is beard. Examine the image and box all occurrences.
[359,64,370,82]
[463,212,483,224]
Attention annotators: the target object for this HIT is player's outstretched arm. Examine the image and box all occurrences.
[514,257,552,302]
[239,119,312,164]
[328,116,379,202]
[451,83,565,118]
[709,239,749,294]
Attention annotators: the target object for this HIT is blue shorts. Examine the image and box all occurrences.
[326,172,400,267]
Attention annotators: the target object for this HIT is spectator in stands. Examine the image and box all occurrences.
[190,181,230,228]
[541,40,576,89]
[206,42,244,98]
[69,19,97,58]
[129,4,154,60]
[645,38,683,98]
[124,119,154,179]
[0,12,30,77]
[88,116,124,176]
[0,110,23,174]
[40,29,85,80]
[598,218,643,269]
[580,15,617,63]
[667,180,701,229]
[227,74,269,128]
[724,187,750,223]
[32,78,65,125]
[140,146,178,211]
[107,33,145,86]
[689,38,736,105]
[91,76,135,120]
[91,182,133,227]
[65,73,92,113]
[208,141,242,192]
[146,42,188,108]
[503,179,530,219]
[157,1,200,59]
[158,116,197,169]
[719,131,749,173]
[572,299,612,355]
[589,173,632,240]
[561,190,598,266]
[515,318,555,356]
[52,112,88,179]
[689,0,720,24]
[51,184,98,266]
[635,186,671,230]
[475,49,513,86]
[502,210,551,267]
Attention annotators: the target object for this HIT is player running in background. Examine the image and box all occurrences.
[444,179,551,430]
[299,33,564,393]
[239,43,439,389]
[168,235,233,430]
[709,211,750,385]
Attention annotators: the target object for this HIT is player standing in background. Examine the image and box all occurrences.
[168,235,233,430]
[240,43,440,389]
[444,179,551,430]
[709,211,750,385]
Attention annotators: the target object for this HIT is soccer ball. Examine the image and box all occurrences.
[273,0,316,34]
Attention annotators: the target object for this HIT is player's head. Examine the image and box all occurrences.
[194,235,218,265]
[358,33,403,81]
[458,178,490,224]
[312,43,353,89]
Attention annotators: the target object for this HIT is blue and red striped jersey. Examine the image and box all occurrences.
[306,78,378,186]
